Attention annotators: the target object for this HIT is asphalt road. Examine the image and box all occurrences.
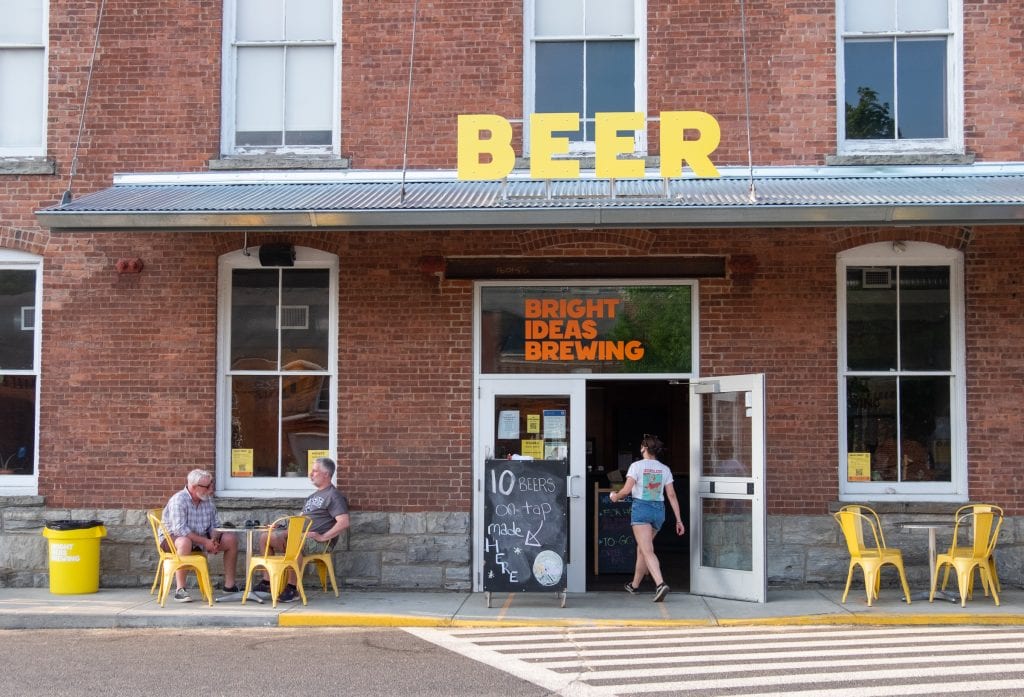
[0,627,549,697]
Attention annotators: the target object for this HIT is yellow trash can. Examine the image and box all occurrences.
[42,520,107,594]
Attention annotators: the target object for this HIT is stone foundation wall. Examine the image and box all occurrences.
[2,499,1019,592]
[0,497,471,591]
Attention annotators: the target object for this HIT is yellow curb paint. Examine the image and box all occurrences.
[281,613,715,628]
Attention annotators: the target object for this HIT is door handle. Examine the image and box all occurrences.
[567,475,581,498]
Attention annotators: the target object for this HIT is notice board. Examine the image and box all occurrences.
[483,458,568,594]
[594,485,636,574]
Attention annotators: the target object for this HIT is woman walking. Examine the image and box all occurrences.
[609,433,685,601]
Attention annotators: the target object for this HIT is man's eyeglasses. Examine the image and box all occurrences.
[196,481,214,490]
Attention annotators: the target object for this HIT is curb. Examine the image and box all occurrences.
[278,612,1024,629]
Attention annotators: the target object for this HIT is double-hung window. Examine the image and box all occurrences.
[0,250,42,493]
[838,0,962,155]
[217,247,337,493]
[525,0,646,154]
[838,242,966,501]
[222,0,340,155]
[0,0,47,157]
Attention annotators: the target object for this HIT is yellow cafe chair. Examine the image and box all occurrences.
[941,503,1003,597]
[301,536,340,597]
[931,506,1003,607]
[834,506,912,606]
[147,511,214,607]
[148,508,168,596]
[243,515,313,608]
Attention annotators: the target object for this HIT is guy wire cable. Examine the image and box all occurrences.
[62,0,107,206]
[400,0,422,204]
[739,0,757,202]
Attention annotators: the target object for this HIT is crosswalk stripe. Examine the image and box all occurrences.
[545,651,1024,677]
[724,680,1024,697]
[503,636,1024,661]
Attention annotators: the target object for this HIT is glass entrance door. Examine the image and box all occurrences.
[688,373,766,602]
[475,379,586,592]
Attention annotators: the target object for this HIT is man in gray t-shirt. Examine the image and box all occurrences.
[259,457,350,602]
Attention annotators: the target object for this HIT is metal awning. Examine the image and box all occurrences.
[35,164,1024,231]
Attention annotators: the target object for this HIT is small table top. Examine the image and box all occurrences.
[897,520,955,530]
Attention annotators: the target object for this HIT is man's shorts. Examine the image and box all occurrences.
[303,537,332,555]
[631,499,665,530]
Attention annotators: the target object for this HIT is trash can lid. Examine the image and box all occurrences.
[46,519,105,530]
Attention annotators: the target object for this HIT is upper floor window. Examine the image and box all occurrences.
[0,0,47,157]
[221,0,340,156]
[217,246,338,495]
[838,242,966,502]
[0,250,42,494]
[525,0,646,154]
[838,0,962,155]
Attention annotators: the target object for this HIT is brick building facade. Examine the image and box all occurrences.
[2,1,1023,599]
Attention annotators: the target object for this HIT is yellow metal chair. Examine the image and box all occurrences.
[242,515,313,608]
[148,508,168,595]
[834,506,912,606]
[931,507,1003,607]
[941,504,1003,596]
[146,511,214,607]
[301,536,340,597]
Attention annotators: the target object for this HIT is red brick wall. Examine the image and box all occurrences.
[3,2,1024,518]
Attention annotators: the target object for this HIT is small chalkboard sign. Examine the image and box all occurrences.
[594,485,636,574]
[483,459,568,598]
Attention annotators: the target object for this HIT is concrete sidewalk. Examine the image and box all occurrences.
[2,585,1024,630]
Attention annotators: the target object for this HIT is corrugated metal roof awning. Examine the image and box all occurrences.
[35,165,1024,231]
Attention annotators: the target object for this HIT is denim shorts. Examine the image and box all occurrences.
[631,499,665,530]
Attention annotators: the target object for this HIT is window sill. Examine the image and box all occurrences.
[209,155,351,171]
[514,155,655,170]
[828,500,965,515]
[0,158,56,175]
[825,153,975,167]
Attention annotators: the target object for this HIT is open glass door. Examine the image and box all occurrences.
[475,379,586,592]
[688,374,766,602]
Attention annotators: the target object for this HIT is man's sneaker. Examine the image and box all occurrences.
[254,579,271,593]
[653,583,670,603]
[278,585,299,603]
[221,584,239,593]
[173,587,192,603]
[624,582,638,594]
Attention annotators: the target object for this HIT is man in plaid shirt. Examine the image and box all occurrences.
[160,468,239,602]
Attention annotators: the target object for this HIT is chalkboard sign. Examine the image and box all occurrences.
[483,459,568,594]
[594,485,636,574]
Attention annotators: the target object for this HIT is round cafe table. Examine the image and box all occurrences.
[897,520,959,603]
[214,524,271,603]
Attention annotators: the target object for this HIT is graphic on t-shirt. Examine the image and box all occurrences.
[638,468,664,501]
[303,495,326,513]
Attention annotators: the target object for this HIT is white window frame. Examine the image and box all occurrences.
[837,241,967,502]
[220,0,341,157]
[215,246,338,496]
[524,0,647,156]
[0,0,48,157]
[0,249,42,495]
[836,0,963,156]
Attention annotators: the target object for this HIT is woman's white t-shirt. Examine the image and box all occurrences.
[625,459,674,502]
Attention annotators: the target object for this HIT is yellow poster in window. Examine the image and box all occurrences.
[307,449,330,475]
[847,452,870,482]
[526,414,540,434]
[231,449,254,478]
[521,439,545,459]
